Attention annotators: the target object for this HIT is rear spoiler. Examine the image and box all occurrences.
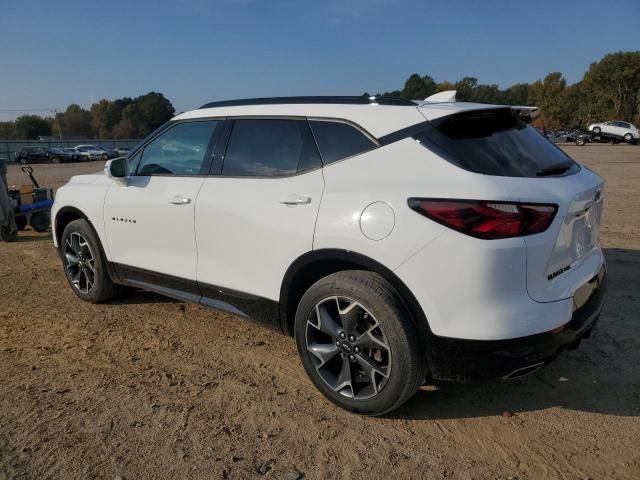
[414,91,539,121]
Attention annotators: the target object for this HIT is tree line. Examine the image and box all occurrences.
[0,92,175,140]
[1,51,638,139]
[374,51,640,129]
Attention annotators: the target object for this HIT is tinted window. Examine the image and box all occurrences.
[309,120,377,164]
[414,109,579,178]
[222,119,320,176]
[137,121,220,176]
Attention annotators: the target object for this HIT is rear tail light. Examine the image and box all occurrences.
[408,198,557,239]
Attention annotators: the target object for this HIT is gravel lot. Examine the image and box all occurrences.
[1,144,639,480]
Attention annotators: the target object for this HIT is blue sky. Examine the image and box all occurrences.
[1,0,639,120]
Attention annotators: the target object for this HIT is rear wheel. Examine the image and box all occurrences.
[0,225,17,242]
[51,156,61,164]
[15,215,27,231]
[575,137,586,146]
[624,133,633,142]
[60,219,120,303]
[30,212,50,232]
[295,271,426,416]
[593,126,601,134]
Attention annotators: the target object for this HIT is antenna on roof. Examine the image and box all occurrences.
[423,90,457,103]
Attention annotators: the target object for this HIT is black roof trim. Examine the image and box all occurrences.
[200,96,416,109]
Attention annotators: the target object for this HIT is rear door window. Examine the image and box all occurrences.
[221,119,320,176]
[413,108,579,177]
[309,120,377,164]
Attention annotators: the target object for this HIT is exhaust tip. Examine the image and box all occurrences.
[502,362,545,380]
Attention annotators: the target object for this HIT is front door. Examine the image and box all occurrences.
[104,120,223,281]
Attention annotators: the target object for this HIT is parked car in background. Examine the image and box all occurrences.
[113,146,132,157]
[47,148,80,163]
[62,148,89,162]
[15,146,81,164]
[97,146,120,159]
[588,121,639,143]
[73,145,104,161]
[15,146,49,164]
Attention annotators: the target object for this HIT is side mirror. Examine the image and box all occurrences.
[105,157,129,185]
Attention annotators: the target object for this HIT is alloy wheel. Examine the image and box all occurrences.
[64,232,96,294]
[305,296,391,400]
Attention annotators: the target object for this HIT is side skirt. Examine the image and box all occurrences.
[109,263,282,332]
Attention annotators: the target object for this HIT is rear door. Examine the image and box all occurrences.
[104,120,223,282]
[195,118,324,302]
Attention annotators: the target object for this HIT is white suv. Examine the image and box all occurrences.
[52,95,606,415]
[588,120,639,142]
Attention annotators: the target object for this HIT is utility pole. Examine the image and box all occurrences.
[52,109,62,140]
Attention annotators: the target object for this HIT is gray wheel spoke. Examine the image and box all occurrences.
[355,326,389,351]
[85,258,96,273]
[337,299,359,333]
[355,354,388,394]
[309,342,339,368]
[334,357,353,395]
[313,303,341,337]
[65,252,79,267]
[71,268,82,286]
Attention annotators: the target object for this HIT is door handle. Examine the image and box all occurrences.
[169,195,191,205]
[280,194,312,205]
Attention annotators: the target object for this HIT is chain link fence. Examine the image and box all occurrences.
[0,139,141,162]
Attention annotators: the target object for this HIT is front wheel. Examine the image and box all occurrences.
[295,271,426,416]
[51,157,61,164]
[593,127,601,134]
[60,219,120,303]
[624,133,633,142]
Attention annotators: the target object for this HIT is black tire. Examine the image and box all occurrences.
[575,138,586,146]
[593,127,601,134]
[624,133,633,142]
[102,153,109,160]
[51,157,61,164]
[294,270,426,416]
[30,212,50,232]
[19,157,27,165]
[60,219,120,303]
[15,215,28,231]
[0,225,17,242]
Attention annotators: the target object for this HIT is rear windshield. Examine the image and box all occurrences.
[414,108,579,177]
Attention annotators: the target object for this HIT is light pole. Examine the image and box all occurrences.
[52,109,62,140]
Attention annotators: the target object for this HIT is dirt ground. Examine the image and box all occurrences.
[1,145,639,480]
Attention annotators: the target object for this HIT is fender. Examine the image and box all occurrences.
[278,248,430,336]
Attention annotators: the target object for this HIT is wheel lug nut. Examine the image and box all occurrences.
[349,354,355,361]
[353,346,360,353]
[349,335,355,342]
[339,332,346,339]
[336,340,340,346]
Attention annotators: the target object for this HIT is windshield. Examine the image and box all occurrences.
[414,108,580,177]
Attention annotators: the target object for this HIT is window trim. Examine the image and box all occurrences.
[131,118,225,178]
[126,115,381,179]
[307,117,381,167]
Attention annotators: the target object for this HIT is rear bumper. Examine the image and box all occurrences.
[425,266,607,382]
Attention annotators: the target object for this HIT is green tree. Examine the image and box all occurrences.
[528,72,567,128]
[400,74,438,100]
[14,115,52,139]
[60,104,93,138]
[0,122,17,140]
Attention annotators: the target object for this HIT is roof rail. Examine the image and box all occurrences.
[199,96,416,109]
